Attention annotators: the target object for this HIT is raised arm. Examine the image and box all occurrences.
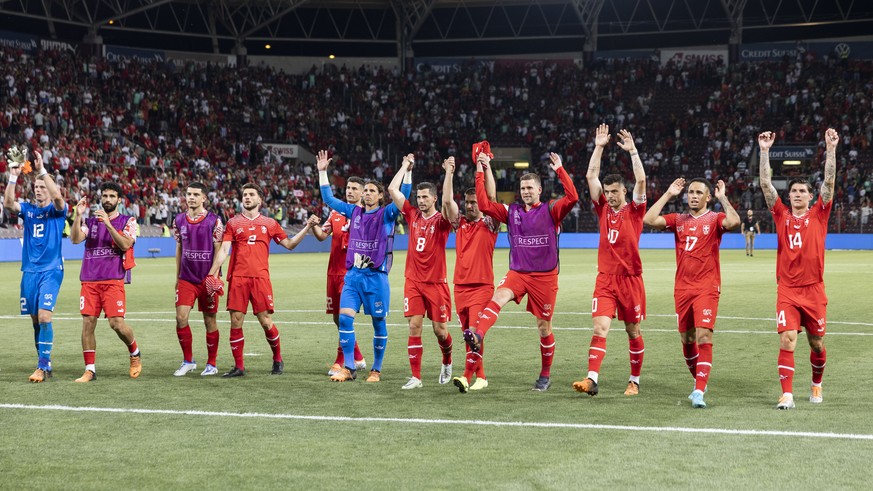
[820,128,839,204]
[715,180,741,230]
[33,152,64,211]
[280,215,319,251]
[475,160,508,223]
[388,153,414,211]
[4,164,21,214]
[547,153,580,221]
[441,156,459,223]
[617,129,646,199]
[644,178,685,230]
[70,197,88,244]
[586,124,610,203]
[757,131,779,210]
[95,211,134,251]
[317,150,356,216]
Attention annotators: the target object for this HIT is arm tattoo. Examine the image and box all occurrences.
[759,151,778,208]
[821,149,836,203]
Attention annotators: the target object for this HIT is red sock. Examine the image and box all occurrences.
[353,341,364,363]
[539,333,555,377]
[438,332,453,365]
[127,339,139,355]
[587,335,607,374]
[694,343,712,392]
[334,344,344,365]
[682,342,699,377]
[265,325,282,362]
[408,336,423,379]
[83,350,96,366]
[205,330,219,366]
[230,328,245,369]
[810,348,826,385]
[474,300,502,337]
[628,336,644,377]
[778,349,795,394]
[476,342,486,379]
[176,325,193,362]
[463,347,478,379]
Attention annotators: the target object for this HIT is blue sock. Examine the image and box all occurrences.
[33,323,40,357]
[338,314,357,370]
[372,317,388,372]
[37,322,53,371]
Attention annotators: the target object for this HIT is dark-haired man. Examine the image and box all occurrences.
[172,182,224,376]
[644,177,740,408]
[462,151,579,391]
[758,128,838,409]
[389,157,454,390]
[575,124,648,397]
[70,182,141,382]
[207,183,318,377]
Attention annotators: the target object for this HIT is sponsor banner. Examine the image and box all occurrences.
[0,29,39,53]
[660,48,728,66]
[768,146,816,160]
[594,49,654,61]
[414,58,495,74]
[40,39,76,53]
[740,41,873,61]
[165,50,236,68]
[105,45,166,64]
[265,144,299,159]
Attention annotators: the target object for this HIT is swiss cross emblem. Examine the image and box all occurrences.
[703,225,710,235]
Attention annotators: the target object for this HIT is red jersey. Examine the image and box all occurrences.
[593,194,645,276]
[664,210,727,291]
[223,213,287,280]
[324,210,350,276]
[453,215,499,285]
[401,200,452,283]
[772,199,832,287]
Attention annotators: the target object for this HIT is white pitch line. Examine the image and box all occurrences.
[1,403,871,441]
[1,316,871,335]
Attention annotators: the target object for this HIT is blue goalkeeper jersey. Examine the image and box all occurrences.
[20,201,67,273]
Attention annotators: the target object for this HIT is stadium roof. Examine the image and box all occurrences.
[2,0,873,56]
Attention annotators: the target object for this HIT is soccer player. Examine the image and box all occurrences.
[318,150,412,383]
[311,176,367,376]
[4,150,66,383]
[462,151,579,391]
[207,183,318,378]
[758,128,838,409]
[643,177,740,408]
[574,125,648,397]
[741,209,760,256]
[70,182,141,382]
[442,153,499,393]
[388,156,454,390]
[172,182,225,377]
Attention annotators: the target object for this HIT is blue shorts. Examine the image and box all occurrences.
[339,268,390,317]
[20,270,64,315]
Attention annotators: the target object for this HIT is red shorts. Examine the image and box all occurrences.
[326,274,345,314]
[592,273,646,323]
[226,276,275,314]
[454,283,495,329]
[404,281,452,322]
[675,288,720,332]
[80,280,127,318]
[176,279,218,314]
[497,270,558,320]
[776,283,828,335]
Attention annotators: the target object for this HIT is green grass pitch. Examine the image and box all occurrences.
[1,248,871,489]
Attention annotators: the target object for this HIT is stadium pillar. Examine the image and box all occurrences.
[82,27,102,59]
[234,42,248,68]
